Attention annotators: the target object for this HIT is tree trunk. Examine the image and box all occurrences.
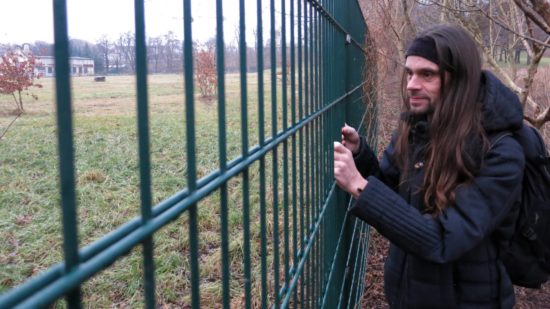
[18,90,24,112]
[11,93,19,110]
[530,0,550,26]
[521,46,547,108]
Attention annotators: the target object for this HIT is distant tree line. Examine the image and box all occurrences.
[0,29,289,76]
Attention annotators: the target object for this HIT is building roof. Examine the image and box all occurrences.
[36,56,93,61]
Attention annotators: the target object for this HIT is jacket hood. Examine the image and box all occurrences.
[480,71,523,133]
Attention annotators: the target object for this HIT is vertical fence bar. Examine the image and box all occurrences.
[52,0,81,307]
[309,3,315,225]
[133,1,155,308]
[290,0,299,306]
[303,2,310,305]
[215,1,231,307]
[281,0,291,302]
[348,223,364,309]
[183,1,200,308]
[324,3,330,297]
[320,5,326,299]
[313,7,319,305]
[319,17,324,302]
[53,0,81,308]
[307,2,314,306]
[318,1,330,198]
[256,1,268,307]
[324,5,330,300]
[281,0,287,132]
[297,1,305,306]
[316,8,322,304]
[238,1,251,308]
[354,225,369,307]
[358,224,367,308]
[260,152,268,308]
[270,0,280,306]
[315,7,322,305]
[338,217,358,309]
[311,5,318,305]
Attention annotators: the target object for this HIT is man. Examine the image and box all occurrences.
[334,25,524,308]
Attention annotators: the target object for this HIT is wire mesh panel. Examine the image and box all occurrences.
[0,0,375,308]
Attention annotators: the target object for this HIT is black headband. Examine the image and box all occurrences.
[405,36,438,65]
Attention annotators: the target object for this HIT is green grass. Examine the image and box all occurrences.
[495,55,550,68]
[0,73,304,307]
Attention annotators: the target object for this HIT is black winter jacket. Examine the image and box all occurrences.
[350,71,525,308]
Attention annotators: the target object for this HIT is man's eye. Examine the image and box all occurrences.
[422,71,434,79]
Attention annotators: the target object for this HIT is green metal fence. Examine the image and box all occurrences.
[0,0,376,307]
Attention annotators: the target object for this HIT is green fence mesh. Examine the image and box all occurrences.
[0,0,377,307]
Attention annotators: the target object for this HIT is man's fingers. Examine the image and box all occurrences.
[341,127,352,137]
[341,125,357,136]
[334,160,345,169]
[334,141,349,154]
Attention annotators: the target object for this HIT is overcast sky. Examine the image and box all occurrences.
[0,0,277,46]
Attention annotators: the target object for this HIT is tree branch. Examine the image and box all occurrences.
[526,105,550,129]
[518,35,550,110]
[0,111,22,140]
[424,0,550,48]
[528,0,550,29]
[543,106,550,122]
[514,0,550,34]
[402,0,417,35]
[473,1,550,48]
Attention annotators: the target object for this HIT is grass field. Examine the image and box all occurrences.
[496,55,550,67]
[0,73,301,307]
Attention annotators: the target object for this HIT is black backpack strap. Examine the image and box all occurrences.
[489,131,513,151]
[517,125,550,166]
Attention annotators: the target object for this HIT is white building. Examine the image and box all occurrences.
[35,56,95,77]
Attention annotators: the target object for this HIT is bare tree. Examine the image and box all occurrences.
[363,0,550,130]
[148,36,163,73]
[163,31,181,73]
[116,32,136,74]
[428,0,550,129]
[362,0,421,67]
[96,36,111,75]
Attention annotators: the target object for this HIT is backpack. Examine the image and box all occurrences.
[493,124,550,289]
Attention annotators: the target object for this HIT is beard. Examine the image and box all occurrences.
[406,89,438,115]
[408,98,436,115]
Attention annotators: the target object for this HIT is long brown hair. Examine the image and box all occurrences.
[394,25,489,214]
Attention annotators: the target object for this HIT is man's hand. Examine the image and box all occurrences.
[334,141,368,198]
[341,123,360,155]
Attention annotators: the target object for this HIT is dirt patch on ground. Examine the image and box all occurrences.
[0,109,22,117]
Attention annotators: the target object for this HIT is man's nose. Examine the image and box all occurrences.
[407,75,421,91]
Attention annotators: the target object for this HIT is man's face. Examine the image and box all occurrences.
[405,56,442,115]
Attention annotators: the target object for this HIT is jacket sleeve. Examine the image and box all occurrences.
[349,135,524,263]
[354,136,400,190]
